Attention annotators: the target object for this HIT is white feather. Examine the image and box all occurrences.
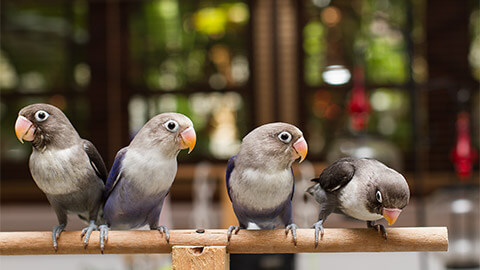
[230,168,292,211]
[122,148,177,195]
[247,222,261,230]
[30,146,89,195]
[329,185,341,192]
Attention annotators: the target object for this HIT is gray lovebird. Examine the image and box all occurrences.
[226,122,308,245]
[102,112,196,251]
[15,103,107,251]
[307,157,410,247]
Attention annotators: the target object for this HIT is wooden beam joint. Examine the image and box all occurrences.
[172,246,229,270]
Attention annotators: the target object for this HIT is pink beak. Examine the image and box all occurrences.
[292,136,308,163]
[15,115,36,144]
[383,208,402,225]
[179,126,196,154]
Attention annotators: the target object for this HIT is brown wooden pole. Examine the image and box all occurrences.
[0,227,448,255]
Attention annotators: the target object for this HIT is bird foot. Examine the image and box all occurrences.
[313,220,325,248]
[80,220,98,249]
[285,223,298,246]
[153,225,170,243]
[227,225,240,242]
[99,225,109,254]
[52,224,66,252]
[367,221,387,240]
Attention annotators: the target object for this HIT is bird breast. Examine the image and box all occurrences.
[29,146,92,195]
[121,148,177,195]
[230,168,292,211]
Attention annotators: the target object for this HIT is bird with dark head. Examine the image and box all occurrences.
[226,122,308,245]
[14,103,107,251]
[102,112,196,251]
[307,157,410,247]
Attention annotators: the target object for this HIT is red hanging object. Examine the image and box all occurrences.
[450,111,478,180]
[347,67,370,131]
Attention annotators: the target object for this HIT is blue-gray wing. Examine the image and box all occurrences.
[104,147,128,199]
[225,155,237,202]
[290,167,295,200]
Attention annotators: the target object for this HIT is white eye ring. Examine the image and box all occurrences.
[277,131,292,143]
[34,110,49,122]
[164,120,179,132]
[376,190,383,203]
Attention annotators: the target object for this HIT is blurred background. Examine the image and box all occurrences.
[0,0,479,269]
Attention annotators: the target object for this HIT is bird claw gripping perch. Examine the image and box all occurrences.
[313,220,325,248]
[52,223,66,252]
[99,225,109,253]
[367,221,387,240]
[80,220,98,249]
[285,223,298,245]
[154,225,170,243]
[227,225,240,242]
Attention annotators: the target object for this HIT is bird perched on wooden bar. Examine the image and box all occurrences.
[307,157,410,247]
[102,112,196,252]
[15,103,107,251]
[226,122,308,245]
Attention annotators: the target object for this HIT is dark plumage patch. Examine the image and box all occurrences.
[83,140,108,183]
[363,164,410,214]
[365,184,382,215]
[311,157,356,192]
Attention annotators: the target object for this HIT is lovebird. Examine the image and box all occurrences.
[102,112,196,251]
[226,122,308,244]
[15,104,107,251]
[307,157,410,247]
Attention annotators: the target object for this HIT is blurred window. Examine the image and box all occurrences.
[127,0,251,161]
[469,2,480,82]
[0,0,90,165]
[300,0,414,164]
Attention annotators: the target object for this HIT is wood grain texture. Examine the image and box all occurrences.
[172,246,229,270]
[0,227,448,255]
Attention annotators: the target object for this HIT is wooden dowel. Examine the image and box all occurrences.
[0,227,448,255]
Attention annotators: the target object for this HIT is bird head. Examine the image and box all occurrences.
[239,122,308,169]
[15,103,78,149]
[365,161,410,225]
[131,112,196,158]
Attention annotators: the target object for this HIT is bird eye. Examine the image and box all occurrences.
[164,120,179,132]
[277,131,292,143]
[34,110,49,122]
[376,190,383,203]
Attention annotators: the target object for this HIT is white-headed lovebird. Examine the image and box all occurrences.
[15,103,107,251]
[102,112,196,251]
[226,123,308,245]
[307,157,410,247]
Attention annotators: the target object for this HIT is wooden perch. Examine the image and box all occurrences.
[0,227,447,256]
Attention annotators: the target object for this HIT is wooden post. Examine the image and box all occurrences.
[172,246,229,270]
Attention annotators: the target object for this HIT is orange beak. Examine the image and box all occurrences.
[292,136,308,163]
[383,208,402,225]
[15,115,36,144]
[180,126,196,154]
